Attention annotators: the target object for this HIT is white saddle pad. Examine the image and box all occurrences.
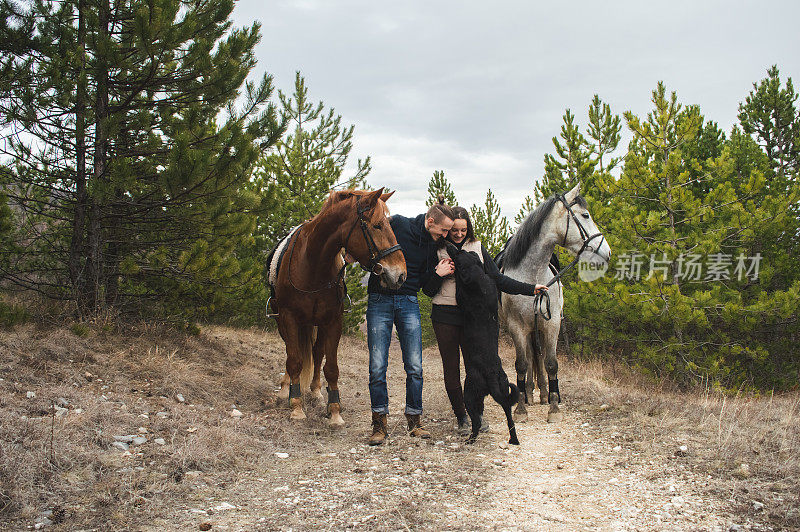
[268,225,301,286]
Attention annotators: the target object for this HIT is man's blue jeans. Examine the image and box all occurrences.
[367,293,423,415]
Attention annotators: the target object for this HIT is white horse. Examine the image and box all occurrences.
[498,184,611,423]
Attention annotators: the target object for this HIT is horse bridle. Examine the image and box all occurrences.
[344,195,403,275]
[559,194,606,260]
[283,195,401,296]
[532,194,608,321]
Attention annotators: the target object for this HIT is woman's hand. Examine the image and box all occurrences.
[533,284,548,294]
[435,258,455,277]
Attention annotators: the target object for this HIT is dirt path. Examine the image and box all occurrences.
[153,333,752,531]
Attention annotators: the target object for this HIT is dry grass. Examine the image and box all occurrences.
[558,352,800,528]
[0,321,798,529]
[0,322,297,529]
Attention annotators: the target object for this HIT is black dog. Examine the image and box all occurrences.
[446,242,519,445]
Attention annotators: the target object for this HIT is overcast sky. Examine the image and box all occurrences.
[231,0,800,220]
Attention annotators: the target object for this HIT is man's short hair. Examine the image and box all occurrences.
[426,194,455,224]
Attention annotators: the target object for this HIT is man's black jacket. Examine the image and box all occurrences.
[368,214,438,296]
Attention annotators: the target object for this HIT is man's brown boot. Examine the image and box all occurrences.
[406,414,431,439]
[368,412,388,446]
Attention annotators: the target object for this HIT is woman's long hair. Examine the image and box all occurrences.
[449,206,476,243]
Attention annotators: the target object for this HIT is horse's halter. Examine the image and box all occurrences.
[344,195,403,275]
[558,194,606,261]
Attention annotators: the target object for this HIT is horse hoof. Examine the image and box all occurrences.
[289,409,307,421]
[539,397,548,405]
[547,411,563,423]
[328,414,345,427]
[513,410,528,423]
[276,386,289,402]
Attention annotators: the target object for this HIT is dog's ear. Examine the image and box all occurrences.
[457,263,476,285]
[445,241,459,260]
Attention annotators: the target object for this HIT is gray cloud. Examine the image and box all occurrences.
[235,0,800,218]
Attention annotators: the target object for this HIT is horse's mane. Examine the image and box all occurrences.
[317,189,386,222]
[500,193,587,269]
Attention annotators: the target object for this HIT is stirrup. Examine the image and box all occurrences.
[265,297,278,319]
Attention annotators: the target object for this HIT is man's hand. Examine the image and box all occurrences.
[435,258,455,277]
[534,284,548,294]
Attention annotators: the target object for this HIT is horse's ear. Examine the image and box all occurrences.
[380,190,395,202]
[564,183,581,204]
[363,188,384,209]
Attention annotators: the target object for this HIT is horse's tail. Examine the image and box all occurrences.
[299,326,316,392]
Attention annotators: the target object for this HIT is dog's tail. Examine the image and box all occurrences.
[507,379,520,408]
[490,371,520,409]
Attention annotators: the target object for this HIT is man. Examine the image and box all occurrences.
[366,198,455,445]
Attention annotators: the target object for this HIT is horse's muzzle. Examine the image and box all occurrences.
[378,266,406,290]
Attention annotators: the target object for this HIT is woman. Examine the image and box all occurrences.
[423,206,547,434]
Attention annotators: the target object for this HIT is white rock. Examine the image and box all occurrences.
[753,501,765,511]
[56,397,70,407]
[154,438,166,445]
[613,445,622,452]
[600,404,609,410]
[73,408,84,414]
[212,502,236,512]
[114,435,136,443]
[156,411,169,418]
[230,408,243,418]
[176,394,185,403]
[54,407,68,417]
[131,436,147,446]
[112,441,129,451]
[275,452,289,459]
[26,391,36,399]
[138,427,148,434]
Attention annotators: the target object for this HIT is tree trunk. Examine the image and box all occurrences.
[86,0,110,311]
[68,0,87,313]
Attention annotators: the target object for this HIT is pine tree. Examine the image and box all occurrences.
[534,109,597,202]
[251,72,370,253]
[566,81,800,389]
[0,0,283,319]
[425,170,457,206]
[470,189,511,257]
[514,195,535,226]
[738,66,799,182]
[586,94,622,174]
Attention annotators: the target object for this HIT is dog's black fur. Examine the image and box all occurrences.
[446,242,520,445]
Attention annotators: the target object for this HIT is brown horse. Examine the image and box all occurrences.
[271,188,406,425]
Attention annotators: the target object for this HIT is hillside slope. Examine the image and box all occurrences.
[0,323,797,530]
